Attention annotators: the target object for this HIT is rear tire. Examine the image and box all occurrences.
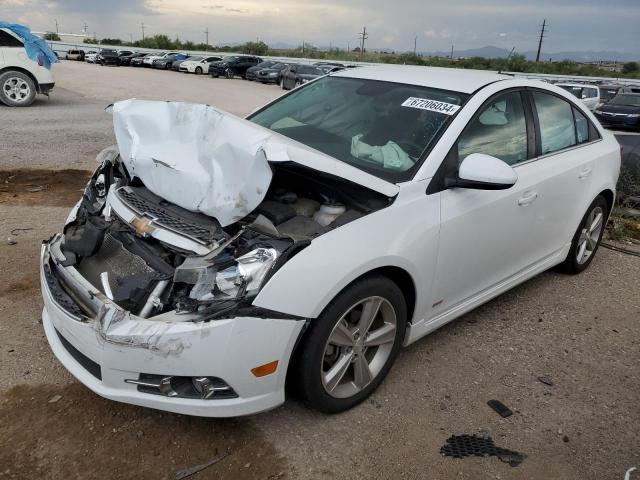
[294,275,407,413]
[557,195,608,274]
[0,71,36,107]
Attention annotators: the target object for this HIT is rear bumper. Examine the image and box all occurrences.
[40,236,305,417]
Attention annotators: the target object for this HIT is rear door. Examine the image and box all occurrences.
[522,89,600,257]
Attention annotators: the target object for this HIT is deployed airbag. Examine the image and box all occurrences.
[112,100,274,227]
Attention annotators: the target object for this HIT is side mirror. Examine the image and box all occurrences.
[447,153,517,190]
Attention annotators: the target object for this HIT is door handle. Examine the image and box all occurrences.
[578,167,593,179]
[518,191,538,206]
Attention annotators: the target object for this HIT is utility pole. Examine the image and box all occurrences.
[347,41,350,52]
[82,23,88,36]
[204,27,209,47]
[507,46,516,60]
[140,21,146,40]
[129,33,133,44]
[450,44,454,60]
[413,35,417,56]
[535,19,546,63]
[357,26,368,58]
[54,19,59,34]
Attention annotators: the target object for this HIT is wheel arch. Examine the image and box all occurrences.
[0,67,39,92]
[598,188,615,216]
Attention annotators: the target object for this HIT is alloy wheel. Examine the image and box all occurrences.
[2,77,31,104]
[321,296,397,399]
[576,205,604,264]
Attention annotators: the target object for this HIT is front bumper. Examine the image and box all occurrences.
[40,236,305,417]
[258,75,279,83]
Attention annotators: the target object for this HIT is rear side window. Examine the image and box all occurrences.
[573,108,590,144]
[458,91,529,166]
[584,88,598,99]
[0,30,23,47]
[532,92,577,155]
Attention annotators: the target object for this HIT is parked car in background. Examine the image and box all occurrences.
[209,55,262,79]
[621,86,640,95]
[245,61,278,81]
[118,50,133,58]
[65,49,84,61]
[130,54,149,67]
[152,53,187,70]
[0,26,55,106]
[556,83,600,110]
[280,64,324,90]
[97,49,121,66]
[171,55,200,71]
[593,93,640,130]
[255,62,289,84]
[142,52,168,67]
[85,51,98,63]
[120,52,145,66]
[179,56,222,74]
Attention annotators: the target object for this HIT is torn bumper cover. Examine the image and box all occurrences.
[41,236,304,417]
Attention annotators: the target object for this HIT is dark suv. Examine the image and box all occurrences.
[97,49,121,66]
[208,55,262,79]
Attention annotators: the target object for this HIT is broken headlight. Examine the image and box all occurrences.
[213,247,278,299]
[177,247,280,308]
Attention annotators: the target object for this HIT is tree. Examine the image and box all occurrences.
[83,38,99,44]
[241,41,268,56]
[100,38,123,46]
[43,32,60,41]
[622,62,639,74]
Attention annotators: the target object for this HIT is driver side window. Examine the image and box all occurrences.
[458,91,529,166]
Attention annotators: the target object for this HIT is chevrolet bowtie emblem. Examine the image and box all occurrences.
[131,216,155,237]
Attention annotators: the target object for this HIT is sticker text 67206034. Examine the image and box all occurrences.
[401,97,461,115]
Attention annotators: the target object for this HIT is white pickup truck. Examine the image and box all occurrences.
[0,27,55,106]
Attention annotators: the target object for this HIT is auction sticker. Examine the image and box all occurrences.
[401,97,461,115]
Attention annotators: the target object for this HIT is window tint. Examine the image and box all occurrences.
[573,108,590,144]
[532,91,577,155]
[0,30,23,47]
[584,88,598,99]
[458,91,529,166]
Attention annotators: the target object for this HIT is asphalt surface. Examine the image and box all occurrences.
[1,61,639,480]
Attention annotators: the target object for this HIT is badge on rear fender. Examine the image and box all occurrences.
[401,97,461,115]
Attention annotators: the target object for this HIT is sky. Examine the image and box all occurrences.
[2,0,639,54]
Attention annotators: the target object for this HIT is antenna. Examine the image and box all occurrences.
[536,19,546,63]
[357,26,368,58]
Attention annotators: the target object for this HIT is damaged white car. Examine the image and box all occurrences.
[41,66,620,416]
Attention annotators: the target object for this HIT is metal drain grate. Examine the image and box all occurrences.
[440,435,525,467]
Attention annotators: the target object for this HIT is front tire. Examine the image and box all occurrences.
[295,275,407,413]
[0,71,36,107]
[224,68,234,79]
[557,195,608,274]
[195,67,202,74]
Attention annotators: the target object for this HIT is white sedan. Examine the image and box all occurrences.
[40,66,620,417]
[179,56,222,74]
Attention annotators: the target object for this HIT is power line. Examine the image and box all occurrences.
[357,26,368,58]
[536,19,546,63]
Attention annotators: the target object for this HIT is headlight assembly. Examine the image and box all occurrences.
[213,248,279,299]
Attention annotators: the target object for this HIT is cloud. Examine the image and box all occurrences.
[2,0,639,54]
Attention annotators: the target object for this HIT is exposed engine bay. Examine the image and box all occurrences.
[59,150,391,321]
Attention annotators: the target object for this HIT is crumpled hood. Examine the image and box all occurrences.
[111,99,398,226]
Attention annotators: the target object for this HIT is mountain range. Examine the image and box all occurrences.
[421,45,638,62]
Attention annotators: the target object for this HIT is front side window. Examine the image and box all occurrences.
[532,91,577,155]
[250,77,467,181]
[457,91,529,166]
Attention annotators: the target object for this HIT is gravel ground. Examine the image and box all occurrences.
[1,61,639,480]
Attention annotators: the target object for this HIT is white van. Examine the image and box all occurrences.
[556,83,601,111]
[0,27,55,106]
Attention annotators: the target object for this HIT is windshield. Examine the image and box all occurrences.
[250,76,467,182]
[600,88,619,101]
[608,94,640,107]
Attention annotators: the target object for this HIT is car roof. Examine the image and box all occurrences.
[331,65,511,94]
[556,83,597,88]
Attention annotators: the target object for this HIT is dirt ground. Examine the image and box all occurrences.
[0,61,639,480]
